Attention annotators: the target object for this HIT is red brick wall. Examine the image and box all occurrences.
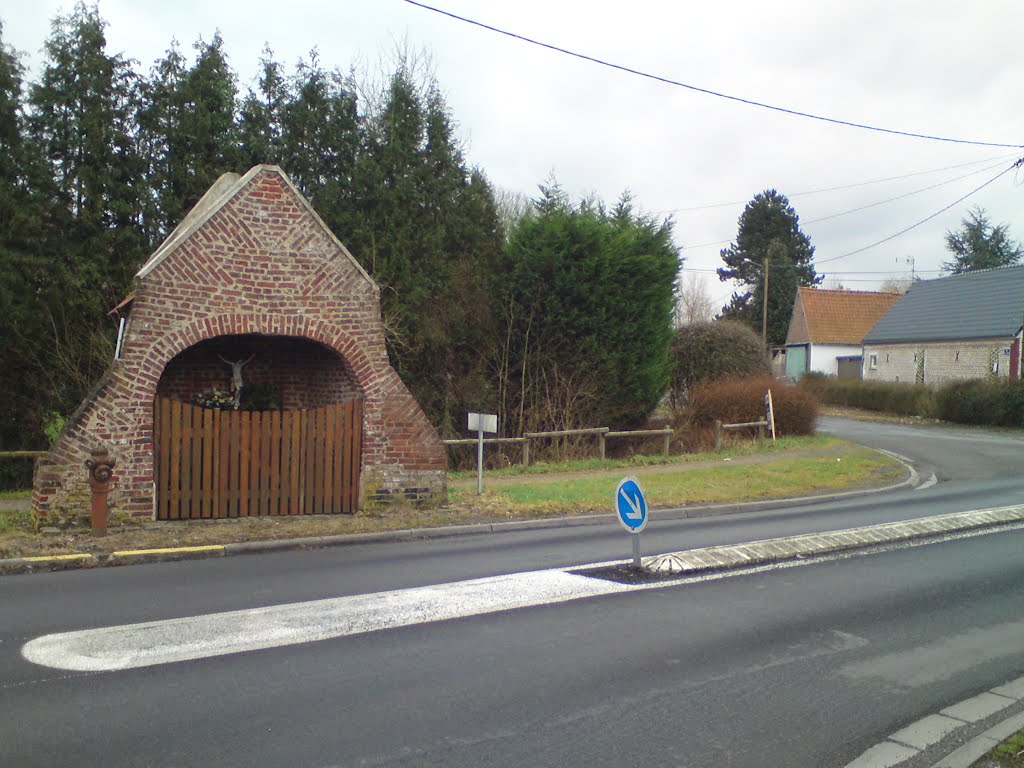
[33,166,445,523]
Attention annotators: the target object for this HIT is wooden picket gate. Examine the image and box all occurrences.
[154,398,362,520]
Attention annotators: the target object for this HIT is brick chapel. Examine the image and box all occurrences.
[33,165,446,523]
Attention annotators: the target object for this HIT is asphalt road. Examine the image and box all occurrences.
[3,416,1024,767]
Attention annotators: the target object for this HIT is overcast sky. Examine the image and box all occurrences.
[5,0,1023,300]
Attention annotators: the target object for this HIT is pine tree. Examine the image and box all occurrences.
[717,189,820,346]
[942,206,1023,274]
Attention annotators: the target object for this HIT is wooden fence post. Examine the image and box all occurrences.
[523,437,530,468]
[598,432,606,460]
[714,420,722,451]
[663,430,671,457]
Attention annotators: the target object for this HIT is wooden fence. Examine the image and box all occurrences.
[155,398,362,520]
[443,426,673,467]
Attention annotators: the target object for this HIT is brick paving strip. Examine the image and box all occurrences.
[644,505,1024,577]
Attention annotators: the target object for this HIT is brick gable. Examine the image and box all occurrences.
[33,166,445,523]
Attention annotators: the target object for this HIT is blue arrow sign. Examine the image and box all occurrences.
[615,477,648,533]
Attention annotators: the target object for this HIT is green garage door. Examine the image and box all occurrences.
[786,345,808,378]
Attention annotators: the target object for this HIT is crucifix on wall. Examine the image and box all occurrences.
[218,354,254,409]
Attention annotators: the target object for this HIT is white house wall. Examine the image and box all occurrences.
[809,344,861,376]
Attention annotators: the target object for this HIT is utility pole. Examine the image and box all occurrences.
[762,255,769,348]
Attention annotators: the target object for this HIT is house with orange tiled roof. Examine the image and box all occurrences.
[784,287,901,379]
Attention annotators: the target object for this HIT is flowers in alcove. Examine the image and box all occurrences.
[192,388,236,410]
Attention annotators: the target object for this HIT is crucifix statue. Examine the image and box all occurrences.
[218,354,254,409]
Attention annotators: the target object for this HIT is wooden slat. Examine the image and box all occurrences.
[239,411,251,517]
[315,406,327,514]
[290,410,302,515]
[261,412,273,515]
[269,410,281,516]
[158,398,172,520]
[303,408,314,515]
[227,405,238,518]
[201,407,214,518]
[251,411,263,516]
[215,408,227,518]
[191,406,201,519]
[169,400,182,519]
[330,403,342,513]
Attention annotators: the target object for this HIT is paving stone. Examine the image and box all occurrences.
[991,676,1024,701]
[931,734,998,768]
[941,692,1016,723]
[888,714,963,750]
[843,741,918,768]
[980,709,1024,741]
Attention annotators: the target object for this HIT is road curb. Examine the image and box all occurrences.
[843,673,1024,768]
[0,454,919,575]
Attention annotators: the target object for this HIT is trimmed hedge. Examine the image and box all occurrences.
[810,375,1024,427]
[818,378,936,417]
[936,379,1024,427]
[688,375,818,436]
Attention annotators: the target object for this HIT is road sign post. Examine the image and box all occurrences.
[615,477,648,567]
[467,412,498,494]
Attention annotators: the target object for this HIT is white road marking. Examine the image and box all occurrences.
[22,568,634,672]
[916,472,938,491]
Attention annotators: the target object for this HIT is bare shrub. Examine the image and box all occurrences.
[688,375,818,436]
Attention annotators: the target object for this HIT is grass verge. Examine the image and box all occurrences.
[985,728,1024,765]
[0,436,905,560]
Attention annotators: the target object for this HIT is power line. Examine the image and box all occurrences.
[405,0,1023,149]
[657,153,1019,214]
[679,158,1020,254]
[815,158,1023,265]
[802,160,1008,226]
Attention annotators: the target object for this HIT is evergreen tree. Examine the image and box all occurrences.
[26,2,147,423]
[141,32,240,238]
[717,189,820,346]
[0,20,52,450]
[237,46,287,169]
[344,66,503,433]
[942,206,1023,274]
[498,187,679,432]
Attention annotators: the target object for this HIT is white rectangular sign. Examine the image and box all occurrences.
[468,412,498,433]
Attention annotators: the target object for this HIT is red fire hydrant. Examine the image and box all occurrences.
[85,446,116,536]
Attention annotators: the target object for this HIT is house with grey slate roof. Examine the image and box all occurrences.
[861,265,1024,385]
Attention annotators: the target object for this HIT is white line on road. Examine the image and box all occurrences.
[916,473,938,491]
[22,568,634,672]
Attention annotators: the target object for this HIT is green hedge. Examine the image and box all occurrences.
[818,378,936,417]
[810,374,1024,426]
[935,379,1024,427]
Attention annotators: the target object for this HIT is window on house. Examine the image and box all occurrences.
[868,354,878,370]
